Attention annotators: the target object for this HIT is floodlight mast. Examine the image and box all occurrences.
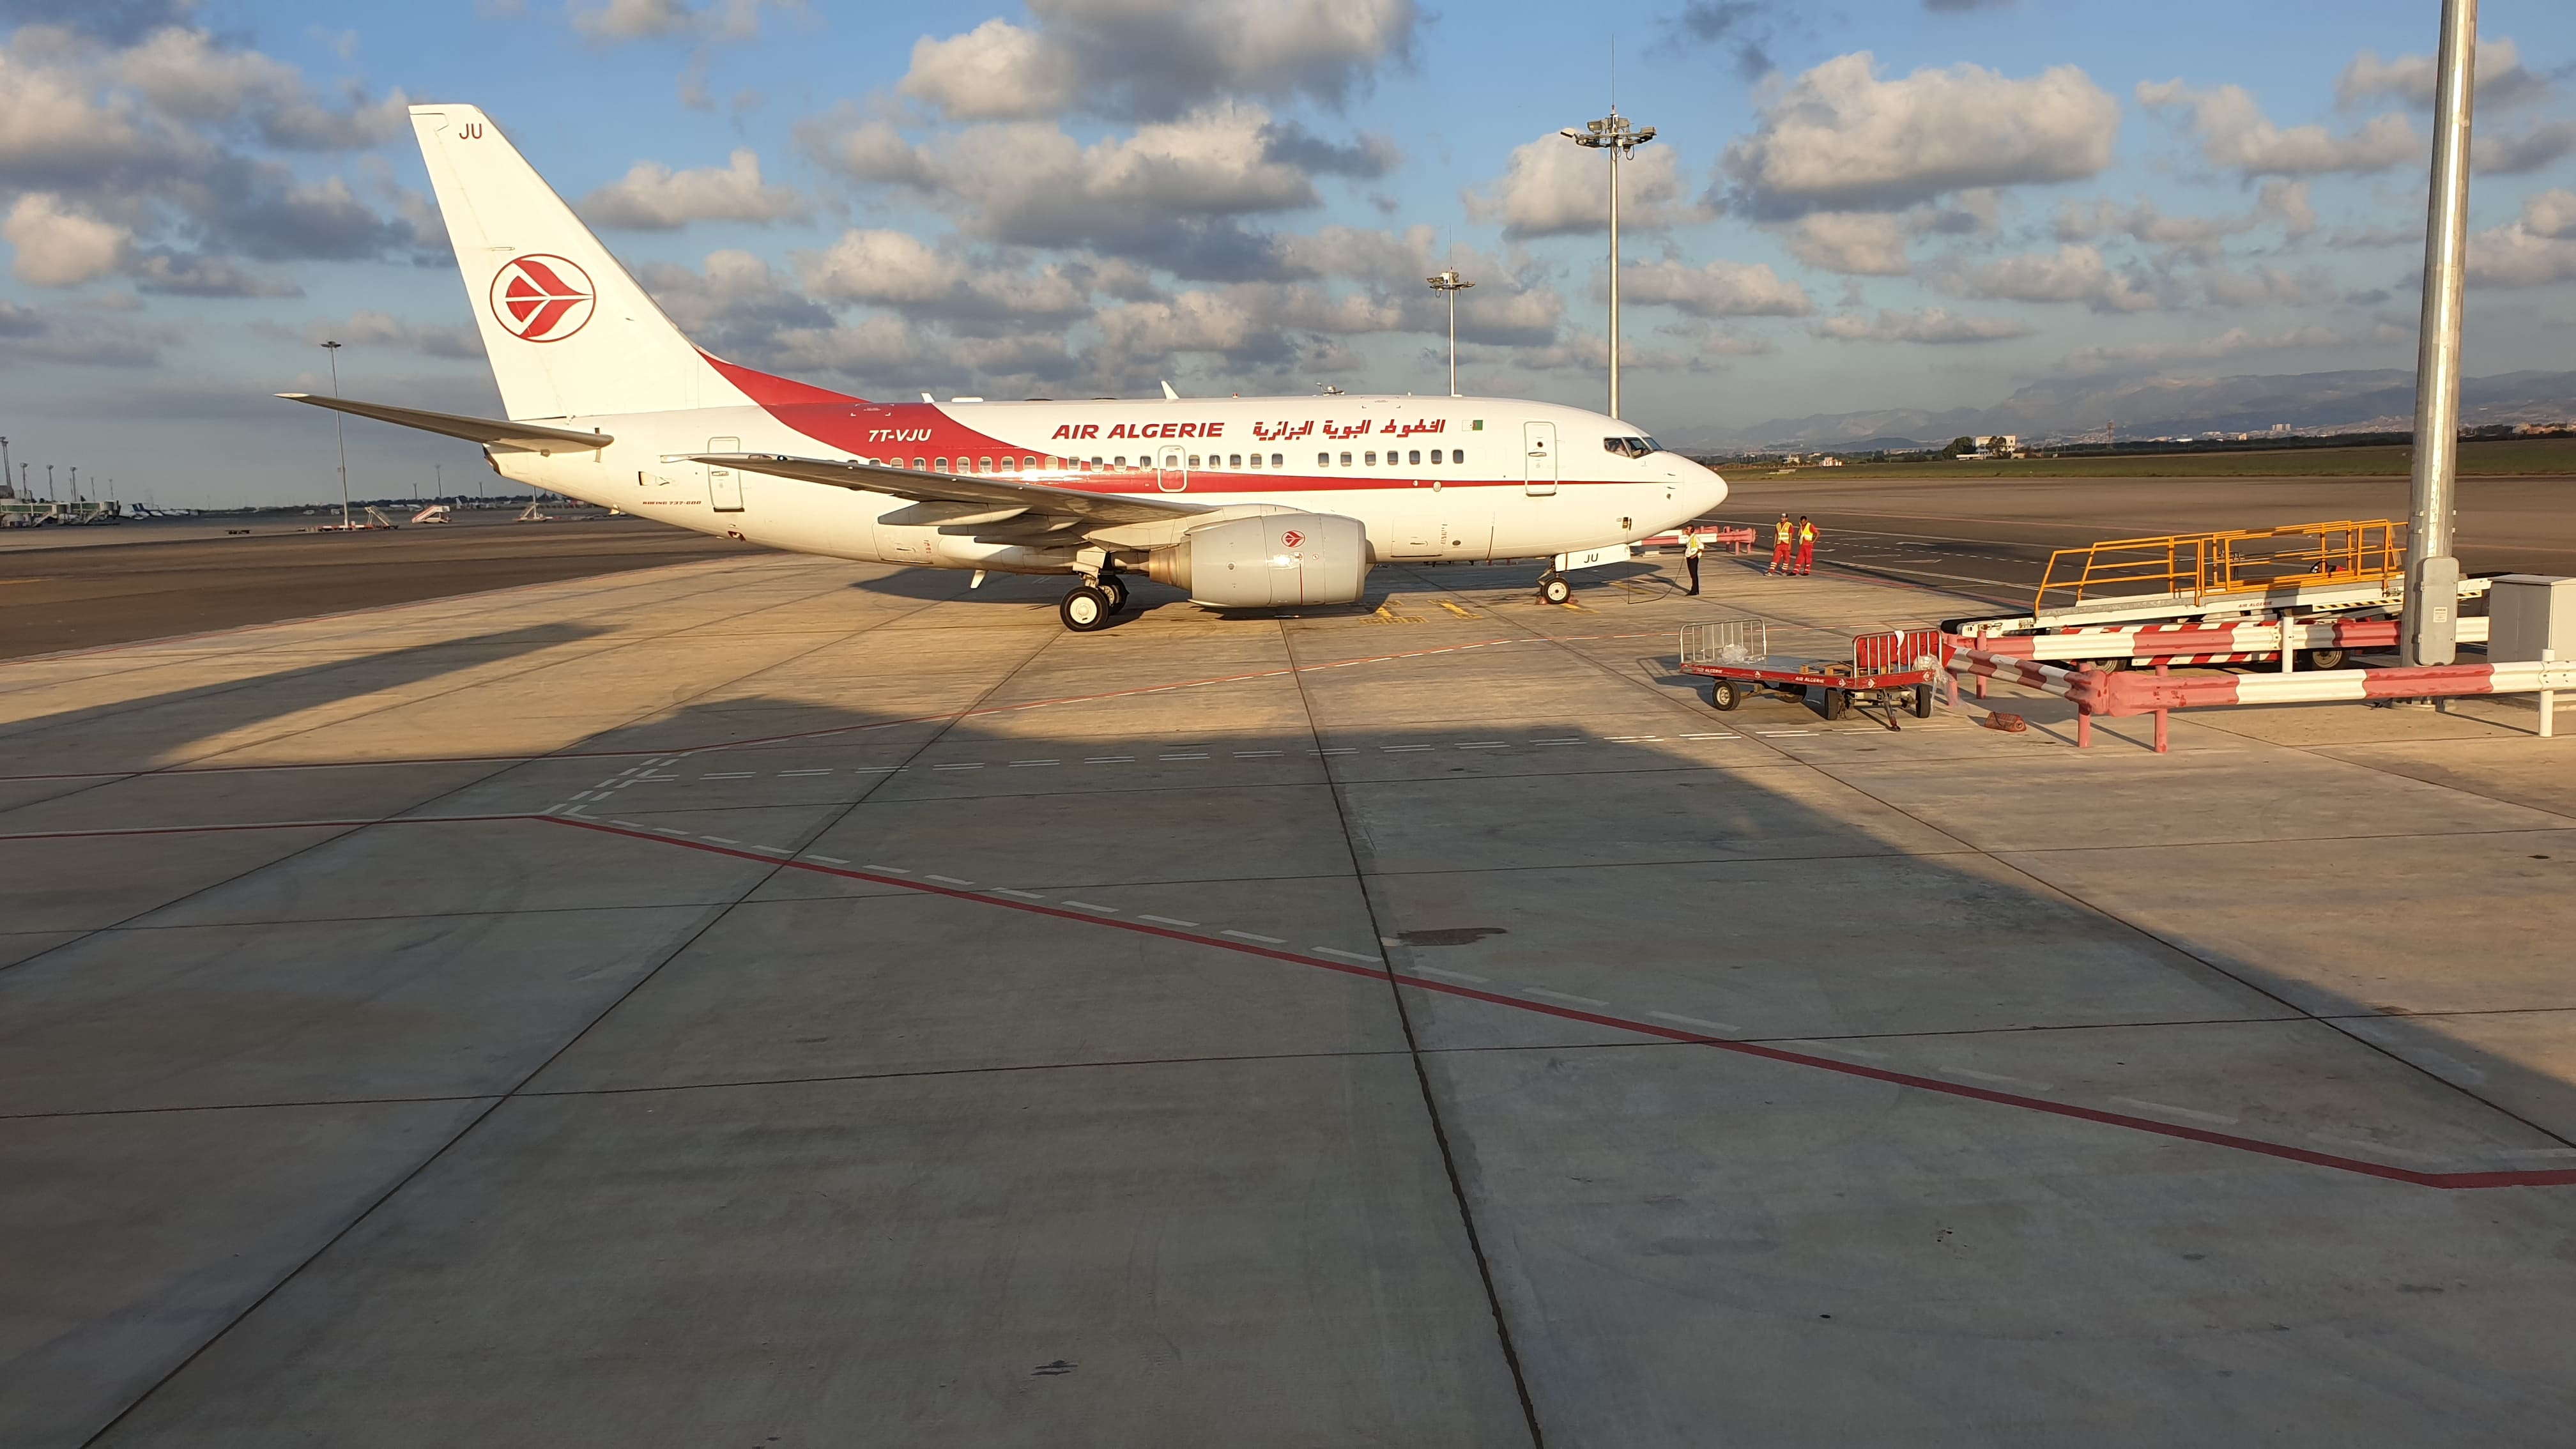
[321,340,351,532]
[2402,0,2477,668]
[1561,111,1655,418]
[1426,269,1473,397]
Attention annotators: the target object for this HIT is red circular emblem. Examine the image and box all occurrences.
[489,254,595,342]
[1281,530,1305,548]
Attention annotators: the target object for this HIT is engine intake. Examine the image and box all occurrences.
[1145,512,1371,608]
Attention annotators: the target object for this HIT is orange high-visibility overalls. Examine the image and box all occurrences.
[1767,518,1793,574]
[1794,519,1818,576]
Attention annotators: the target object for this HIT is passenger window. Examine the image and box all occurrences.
[1453,450,1466,466]
[1364,450,1377,465]
[1339,451,1352,466]
[1409,449,1421,465]
[997,457,1015,472]
[1229,453,1241,467]
[934,457,949,471]
[1319,452,1331,466]
[1270,453,1282,467]
[912,457,925,470]
[1246,454,1261,470]
[976,457,991,471]
[1188,454,1201,468]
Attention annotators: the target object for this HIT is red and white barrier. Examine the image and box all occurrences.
[1946,649,2576,752]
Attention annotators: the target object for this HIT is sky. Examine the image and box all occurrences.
[1,0,2573,506]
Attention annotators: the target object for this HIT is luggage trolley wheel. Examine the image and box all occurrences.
[1911,682,1935,719]
[1710,680,1744,712]
[1820,688,1850,722]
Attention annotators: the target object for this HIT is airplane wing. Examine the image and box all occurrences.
[688,453,1213,530]
[277,394,614,451]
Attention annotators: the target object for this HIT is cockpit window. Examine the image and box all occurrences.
[1602,435,1662,458]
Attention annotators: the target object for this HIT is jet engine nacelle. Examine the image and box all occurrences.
[1145,512,1372,608]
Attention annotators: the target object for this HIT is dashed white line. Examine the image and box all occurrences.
[1233,750,1283,758]
[1647,1009,1738,1033]
[1942,1066,2055,1092]
[610,820,645,829]
[1061,900,1118,913]
[1455,742,1508,750]
[1758,731,1814,737]
[779,769,831,777]
[1314,747,1357,756]
[652,827,691,837]
[701,772,755,779]
[1417,966,1490,983]
[933,763,983,771]
[925,874,974,885]
[703,836,741,845]
[2110,1096,2239,1126]
[1159,753,1209,760]
[992,887,1045,900]
[865,864,910,874]
[746,845,789,855]
[1532,738,1583,747]
[1086,755,1135,763]
[1009,760,1061,767]
[1382,744,1434,753]
[1678,733,1738,740]
[1314,947,1381,964]
[809,854,849,865]
[1606,735,1660,743]
[1138,914,1200,928]
[1222,930,1285,944]
[1526,986,1611,1008]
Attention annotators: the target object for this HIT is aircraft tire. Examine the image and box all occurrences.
[1061,586,1112,632]
[1098,575,1129,613]
[1538,576,1572,605]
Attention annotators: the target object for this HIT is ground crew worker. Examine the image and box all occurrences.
[1683,528,1705,595]
[1767,513,1793,575]
[1794,515,1818,576]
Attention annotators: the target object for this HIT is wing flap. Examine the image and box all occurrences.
[689,453,1208,527]
[277,394,612,450]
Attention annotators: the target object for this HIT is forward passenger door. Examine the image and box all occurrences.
[1524,422,1558,496]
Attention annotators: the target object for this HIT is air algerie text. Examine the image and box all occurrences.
[1050,422,1225,440]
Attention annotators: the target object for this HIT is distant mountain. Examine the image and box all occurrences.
[1690,368,2576,452]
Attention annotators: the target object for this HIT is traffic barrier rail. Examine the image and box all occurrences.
[1947,648,2576,752]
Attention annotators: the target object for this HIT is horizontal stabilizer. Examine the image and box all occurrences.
[689,453,1208,527]
[277,394,613,451]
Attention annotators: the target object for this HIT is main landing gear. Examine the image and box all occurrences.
[1059,572,1130,632]
[1537,573,1572,606]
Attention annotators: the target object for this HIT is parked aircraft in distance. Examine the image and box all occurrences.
[283,105,1729,631]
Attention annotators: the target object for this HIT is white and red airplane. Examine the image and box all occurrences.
[284,105,1729,631]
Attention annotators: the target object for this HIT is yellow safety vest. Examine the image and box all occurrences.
[1774,519,1793,544]
[1684,533,1705,557]
[1797,522,1816,544]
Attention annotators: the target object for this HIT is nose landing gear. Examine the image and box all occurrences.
[1537,574,1572,606]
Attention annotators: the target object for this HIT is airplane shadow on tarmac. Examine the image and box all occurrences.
[5,638,2576,1447]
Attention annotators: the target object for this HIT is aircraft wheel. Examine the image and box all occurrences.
[1097,575,1130,613]
[1061,586,1112,632]
[1538,575,1572,605]
[1710,680,1743,712]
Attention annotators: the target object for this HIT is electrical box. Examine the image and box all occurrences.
[2488,575,2576,662]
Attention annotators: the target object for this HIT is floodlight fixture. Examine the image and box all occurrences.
[1426,269,1475,397]
[1560,110,1657,418]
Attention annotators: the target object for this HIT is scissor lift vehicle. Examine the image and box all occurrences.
[1945,519,2491,669]
[1680,621,1945,728]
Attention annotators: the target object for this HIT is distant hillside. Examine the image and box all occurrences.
[1692,369,2576,452]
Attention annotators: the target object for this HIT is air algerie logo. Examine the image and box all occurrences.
[489,254,595,342]
[1281,530,1305,548]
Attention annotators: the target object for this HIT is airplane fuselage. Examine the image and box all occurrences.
[494,371,1727,577]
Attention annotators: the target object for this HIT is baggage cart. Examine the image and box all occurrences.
[1680,622,1945,727]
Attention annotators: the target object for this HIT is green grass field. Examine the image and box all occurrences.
[1744,437,2576,479]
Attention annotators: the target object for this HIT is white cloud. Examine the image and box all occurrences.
[273,310,483,358]
[1777,211,1913,275]
[894,0,1421,122]
[568,0,790,43]
[2469,188,2576,288]
[1616,257,1813,318]
[1721,52,2119,215]
[2479,121,2576,177]
[2051,180,2315,261]
[576,149,807,229]
[1818,307,2034,344]
[1464,132,1704,238]
[2335,37,2546,111]
[2138,80,2420,176]
[1940,243,2159,312]
[3,192,132,286]
[2053,325,2363,377]
[797,229,1092,320]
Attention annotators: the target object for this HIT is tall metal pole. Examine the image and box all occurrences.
[1562,113,1654,420]
[47,464,55,502]
[1607,142,1622,418]
[322,340,351,532]
[2403,0,2478,667]
[1426,270,1473,398]
[0,436,11,499]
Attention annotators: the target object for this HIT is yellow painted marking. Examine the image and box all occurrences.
[1437,599,1478,618]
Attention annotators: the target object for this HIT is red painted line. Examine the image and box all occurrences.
[544,816,2576,1192]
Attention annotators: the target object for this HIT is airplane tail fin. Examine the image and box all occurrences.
[410,103,751,421]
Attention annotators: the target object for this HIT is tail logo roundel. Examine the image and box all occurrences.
[489,254,595,342]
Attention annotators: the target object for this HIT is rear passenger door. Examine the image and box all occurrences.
[707,436,743,512]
